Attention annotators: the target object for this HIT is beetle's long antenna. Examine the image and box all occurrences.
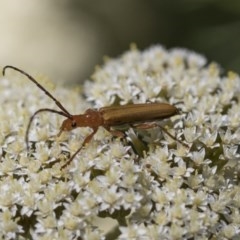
[3,65,72,117]
[26,108,70,150]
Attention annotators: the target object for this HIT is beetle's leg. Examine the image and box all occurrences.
[132,122,158,129]
[61,128,98,169]
[109,130,125,138]
[133,123,189,148]
[160,126,189,148]
[104,126,125,138]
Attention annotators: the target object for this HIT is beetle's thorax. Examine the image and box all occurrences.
[74,109,104,128]
[59,109,104,134]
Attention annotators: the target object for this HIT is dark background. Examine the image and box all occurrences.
[1,0,240,84]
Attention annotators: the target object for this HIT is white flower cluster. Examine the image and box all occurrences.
[0,45,240,239]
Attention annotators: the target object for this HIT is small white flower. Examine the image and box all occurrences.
[222,224,240,239]
[119,224,148,239]
[99,185,123,213]
[199,129,218,147]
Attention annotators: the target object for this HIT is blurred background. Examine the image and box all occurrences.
[1,0,240,85]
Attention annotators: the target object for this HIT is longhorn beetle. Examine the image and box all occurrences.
[3,65,186,169]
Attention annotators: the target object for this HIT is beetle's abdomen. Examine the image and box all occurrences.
[100,103,178,126]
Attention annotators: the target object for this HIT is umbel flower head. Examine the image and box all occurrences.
[0,45,240,239]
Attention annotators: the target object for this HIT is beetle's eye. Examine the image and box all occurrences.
[71,121,77,128]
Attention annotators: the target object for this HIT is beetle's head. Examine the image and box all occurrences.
[58,117,77,136]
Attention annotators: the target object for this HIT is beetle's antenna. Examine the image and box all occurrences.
[3,65,72,118]
[25,108,70,150]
